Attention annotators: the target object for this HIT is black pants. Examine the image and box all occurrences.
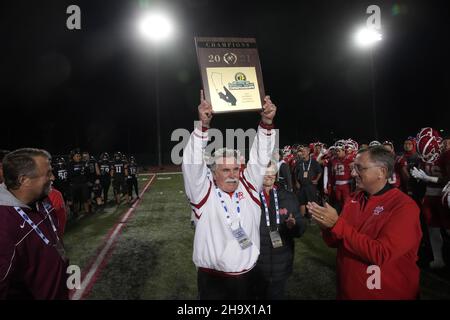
[297,184,319,205]
[100,176,111,203]
[197,269,253,300]
[127,176,139,198]
[252,277,287,300]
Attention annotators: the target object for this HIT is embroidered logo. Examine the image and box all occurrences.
[373,206,384,215]
[237,192,245,201]
[279,208,288,215]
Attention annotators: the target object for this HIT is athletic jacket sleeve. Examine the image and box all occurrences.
[329,201,421,266]
[182,126,211,206]
[243,122,276,192]
[0,219,16,299]
[280,162,293,192]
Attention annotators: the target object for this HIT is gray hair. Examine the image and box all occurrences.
[208,148,241,172]
[2,148,51,190]
[358,146,394,178]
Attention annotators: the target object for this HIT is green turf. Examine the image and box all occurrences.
[86,174,197,300]
[64,173,450,300]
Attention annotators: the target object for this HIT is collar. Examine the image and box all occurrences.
[364,182,392,199]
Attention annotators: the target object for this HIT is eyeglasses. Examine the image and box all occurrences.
[351,164,383,173]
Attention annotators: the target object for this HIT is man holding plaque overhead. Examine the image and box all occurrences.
[182,90,276,300]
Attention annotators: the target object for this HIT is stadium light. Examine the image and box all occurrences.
[138,12,173,42]
[137,10,175,167]
[353,26,382,140]
[354,27,382,48]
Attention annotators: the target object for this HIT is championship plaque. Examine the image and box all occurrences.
[195,37,265,113]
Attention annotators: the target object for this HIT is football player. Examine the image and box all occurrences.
[330,145,354,212]
[411,128,450,268]
[127,156,139,203]
[382,141,403,189]
[98,152,112,205]
[111,152,129,205]
[68,148,90,216]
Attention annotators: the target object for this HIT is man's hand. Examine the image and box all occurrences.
[198,90,213,128]
[261,96,276,125]
[316,148,327,162]
[410,167,439,183]
[306,201,339,229]
[285,213,296,229]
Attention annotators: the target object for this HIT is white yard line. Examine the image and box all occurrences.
[70,174,156,300]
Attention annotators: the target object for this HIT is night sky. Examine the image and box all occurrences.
[1,0,449,164]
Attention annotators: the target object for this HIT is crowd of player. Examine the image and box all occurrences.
[52,149,140,218]
[276,127,450,269]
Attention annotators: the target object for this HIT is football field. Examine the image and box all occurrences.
[63,172,450,300]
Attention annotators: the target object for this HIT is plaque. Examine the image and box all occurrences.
[195,37,265,113]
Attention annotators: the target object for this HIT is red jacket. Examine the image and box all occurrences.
[323,185,422,299]
[48,188,67,238]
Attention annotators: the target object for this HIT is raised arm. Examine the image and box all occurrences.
[243,96,277,192]
[182,90,213,205]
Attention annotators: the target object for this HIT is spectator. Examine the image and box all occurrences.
[295,145,323,216]
[48,187,67,238]
[273,149,293,192]
[0,148,69,299]
[252,162,306,299]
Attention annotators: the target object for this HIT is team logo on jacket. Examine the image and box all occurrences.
[373,206,384,215]
[237,192,245,200]
[279,208,288,215]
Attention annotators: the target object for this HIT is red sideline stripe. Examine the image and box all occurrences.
[69,174,156,300]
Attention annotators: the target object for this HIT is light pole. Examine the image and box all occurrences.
[138,11,174,167]
[354,27,382,140]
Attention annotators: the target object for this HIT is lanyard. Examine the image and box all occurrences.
[41,201,60,242]
[14,206,51,245]
[215,186,240,227]
[302,158,312,172]
[13,201,60,245]
[260,188,280,229]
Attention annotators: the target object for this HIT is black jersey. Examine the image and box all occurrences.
[112,160,127,177]
[98,160,112,177]
[68,161,88,184]
[53,165,68,183]
[85,159,97,179]
[128,163,138,177]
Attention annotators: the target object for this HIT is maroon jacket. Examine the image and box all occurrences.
[0,184,69,299]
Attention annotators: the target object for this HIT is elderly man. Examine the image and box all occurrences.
[0,148,69,299]
[252,162,306,299]
[307,146,422,299]
[182,90,276,300]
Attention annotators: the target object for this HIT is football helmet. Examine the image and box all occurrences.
[416,127,442,164]
[100,152,110,161]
